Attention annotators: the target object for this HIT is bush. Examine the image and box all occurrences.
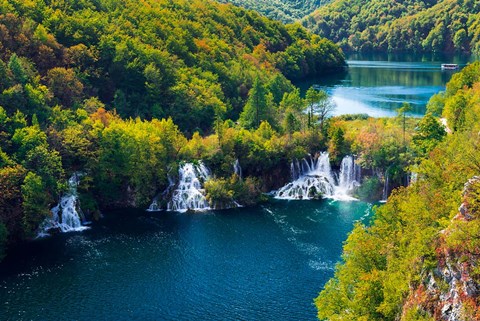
[356,176,383,201]
[205,175,265,209]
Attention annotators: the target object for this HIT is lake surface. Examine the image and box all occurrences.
[0,200,372,320]
[299,53,475,117]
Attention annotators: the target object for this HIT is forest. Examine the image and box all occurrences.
[0,0,348,259]
[304,0,480,54]
[1,0,478,319]
[217,0,328,24]
[316,62,480,320]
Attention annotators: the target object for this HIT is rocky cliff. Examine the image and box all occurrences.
[402,177,480,321]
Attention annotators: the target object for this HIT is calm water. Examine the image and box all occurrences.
[0,200,372,320]
[300,53,475,117]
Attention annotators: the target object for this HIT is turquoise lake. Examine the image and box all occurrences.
[299,53,475,117]
[0,201,372,320]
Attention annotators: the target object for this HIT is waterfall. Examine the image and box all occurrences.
[146,175,175,212]
[290,159,301,180]
[276,153,360,201]
[233,159,242,179]
[382,170,390,202]
[167,162,211,213]
[37,173,89,237]
[336,155,361,197]
[146,200,161,212]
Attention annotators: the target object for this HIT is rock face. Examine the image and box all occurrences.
[401,177,480,320]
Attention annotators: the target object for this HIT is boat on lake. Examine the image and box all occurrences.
[441,63,459,70]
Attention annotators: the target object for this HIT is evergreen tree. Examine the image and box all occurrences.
[239,77,275,129]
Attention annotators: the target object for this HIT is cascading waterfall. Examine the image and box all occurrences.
[290,159,301,181]
[146,200,161,212]
[167,162,211,212]
[37,173,88,237]
[146,176,175,212]
[233,159,242,179]
[382,170,390,202]
[336,155,361,198]
[275,153,360,201]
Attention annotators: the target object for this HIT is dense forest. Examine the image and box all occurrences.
[316,62,480,320]
[303,0,480,54]
[217,0,328,24]
[0,0,348,259]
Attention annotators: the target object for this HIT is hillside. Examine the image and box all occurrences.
[303,0,480,54]
[0,0,344,132]
[0,0,345,258]
[217,0,329,24]
[316,62,480,320]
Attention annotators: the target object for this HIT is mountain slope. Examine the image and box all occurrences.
[0,0,344,257]
[315,62,480,320]
[0,0,344,132]
[303,0,480,54]
[217,0,329,23]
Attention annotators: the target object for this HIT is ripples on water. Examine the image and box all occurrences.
[0,201,372,320]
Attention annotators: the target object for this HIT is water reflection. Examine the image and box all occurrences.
[298,53,475,117]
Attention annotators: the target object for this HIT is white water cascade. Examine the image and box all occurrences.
[167,162,211,212]
[336,155,361,198]
[146,176,175,212]
[233,159,242,179]
[275,153,360,201]
[381,170,390,202]
[37,173,89,237]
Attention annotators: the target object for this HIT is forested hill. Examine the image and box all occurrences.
[316,62,480,320]
[0,0,344,132]
[217,0,329,23]
[0,0,344,258]
[303,0,480,54]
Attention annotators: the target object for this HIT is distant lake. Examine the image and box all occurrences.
[298,53,476,117]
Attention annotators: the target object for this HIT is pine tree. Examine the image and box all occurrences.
[239,77,271,129]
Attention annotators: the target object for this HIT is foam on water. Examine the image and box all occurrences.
[275,153,361,201]
[37,173,89,237]
[167,162,211,213]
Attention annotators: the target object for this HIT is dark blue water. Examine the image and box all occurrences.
[299,53,475,117]
[0,200,372,320]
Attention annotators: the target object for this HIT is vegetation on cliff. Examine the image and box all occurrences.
[316,62,480,320]
[304,0,480,54]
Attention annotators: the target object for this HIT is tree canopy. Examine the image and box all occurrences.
[304,0,480,54]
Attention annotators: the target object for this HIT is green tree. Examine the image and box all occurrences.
[443,91,468,131]
[306,87,334,130]
[8,54,29,85]
[239,77,275,129]
[412,113,446,157]
[328,125,348,163]
[397,102,413,148]
[21,172,51,237]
